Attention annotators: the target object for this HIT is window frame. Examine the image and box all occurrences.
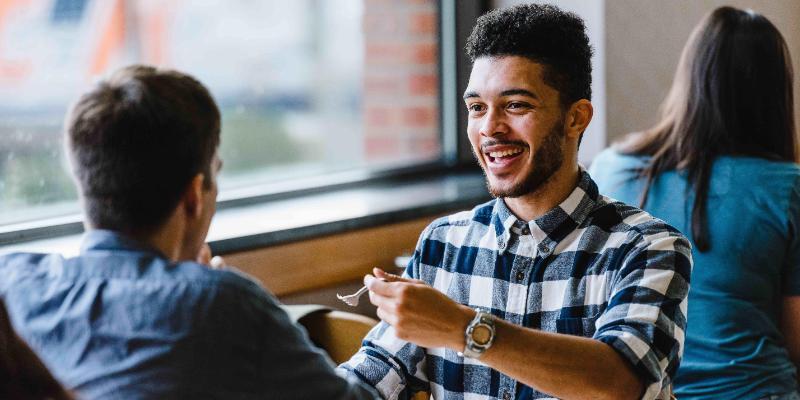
[0,0,490,248]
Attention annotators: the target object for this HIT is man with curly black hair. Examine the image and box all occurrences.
[340,4,690,400]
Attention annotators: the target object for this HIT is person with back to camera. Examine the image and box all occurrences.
[590,6,800,400]
[339,4,692,400]
[0,65,378,399]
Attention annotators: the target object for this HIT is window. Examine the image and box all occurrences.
[0,0,442,228]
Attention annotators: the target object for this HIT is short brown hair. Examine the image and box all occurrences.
[66,65,221,233]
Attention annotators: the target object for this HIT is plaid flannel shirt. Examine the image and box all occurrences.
[339,170,691,400]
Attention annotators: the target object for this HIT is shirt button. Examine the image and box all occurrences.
[498,241,506,250]
[521,226,530,235]
[515,271,524,281]
[503,392,511,400]
[538,243,550,254]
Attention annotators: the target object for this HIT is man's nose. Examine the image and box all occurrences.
[479,108,508,138]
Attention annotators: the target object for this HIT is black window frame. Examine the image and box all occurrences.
[0,0,490,247]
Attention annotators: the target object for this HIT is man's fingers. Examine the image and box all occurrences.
[364,274,394,295]
[373,268,425,284]
[373,268,404,281]
[368,290,392,309]
[196,244,212,265]
[375,307,397,326]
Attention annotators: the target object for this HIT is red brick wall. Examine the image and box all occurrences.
[363,0,440,164]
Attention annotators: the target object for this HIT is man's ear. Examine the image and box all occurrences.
[565,99,593,140]
[182,173,205,219]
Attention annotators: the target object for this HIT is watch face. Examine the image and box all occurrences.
[472,325,492,345]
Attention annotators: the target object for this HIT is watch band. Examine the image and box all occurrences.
[460,309,495,359]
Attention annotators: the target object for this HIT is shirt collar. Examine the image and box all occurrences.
[490,198,517,255]
[80,229,168,259]
[491,168,600,255]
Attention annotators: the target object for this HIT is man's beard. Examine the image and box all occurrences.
[482,120,565,198]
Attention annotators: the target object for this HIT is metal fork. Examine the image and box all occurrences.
[336,277,388,307]
[336,285,370,307]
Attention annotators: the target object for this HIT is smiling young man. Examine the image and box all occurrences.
[339,4,691,400]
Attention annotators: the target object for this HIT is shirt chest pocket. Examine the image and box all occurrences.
[555,314,599,337]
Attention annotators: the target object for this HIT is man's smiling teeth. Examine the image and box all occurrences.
[488,148,523,158]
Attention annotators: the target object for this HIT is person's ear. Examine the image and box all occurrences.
[565,99,593,140]
[182,173,205,219]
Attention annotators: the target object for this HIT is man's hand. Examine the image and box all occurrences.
[196,244,226,269]
[365,268,473,350]
[196,244,212,265]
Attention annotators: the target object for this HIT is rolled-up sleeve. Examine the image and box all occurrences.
[594,230,692,400]
[338,321,430,400]
[337,229,435,400]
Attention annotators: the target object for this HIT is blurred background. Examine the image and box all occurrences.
[0,0,440,226]
[1,0,799,232]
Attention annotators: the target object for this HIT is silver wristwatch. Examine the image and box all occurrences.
[460,309,495,359]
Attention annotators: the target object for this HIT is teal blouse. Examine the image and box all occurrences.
[590,149,800,399]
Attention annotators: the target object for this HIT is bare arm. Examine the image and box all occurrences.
[194,243,226,267]
[481,313,644,400]
[781,296,800,384]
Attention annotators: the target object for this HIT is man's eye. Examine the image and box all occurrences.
[507,102,529,110]
[467,104,485,112]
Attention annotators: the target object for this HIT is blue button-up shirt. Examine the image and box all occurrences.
[339,170,692,400]
[0,230,377,399]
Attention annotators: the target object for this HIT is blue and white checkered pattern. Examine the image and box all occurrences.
[339,170,692,400]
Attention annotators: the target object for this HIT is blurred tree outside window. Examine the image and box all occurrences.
[0,0,440,226]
